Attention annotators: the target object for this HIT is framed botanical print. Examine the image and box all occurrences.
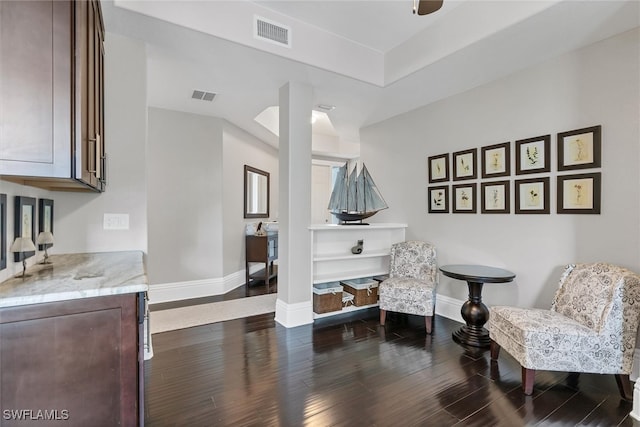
[428,153,449,183]
[38,198,54,250]
[515,177,550,214]
[452,183,476,213]
[557,125,601,171]
[14,196,36,261]
[453,148,477,181]
[428,185,449,213]
[481,142,510,178]
[481,181,510,214]
[557,173,601,214]
[0,194,6,270]
[516,135,550,175]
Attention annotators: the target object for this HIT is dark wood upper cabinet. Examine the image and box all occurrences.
[0,0,106,192]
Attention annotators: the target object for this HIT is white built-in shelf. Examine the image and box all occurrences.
[313,269,389,285]
[313,302,379,319]
[313,250,390,262]
[310,223,407,319]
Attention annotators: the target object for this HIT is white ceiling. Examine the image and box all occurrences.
[103,0,639,158]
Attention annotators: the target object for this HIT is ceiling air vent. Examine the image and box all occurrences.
[192,90,216,102]
[254,16,291,48]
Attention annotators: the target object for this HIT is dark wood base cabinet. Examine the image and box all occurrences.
[0,293,143,426]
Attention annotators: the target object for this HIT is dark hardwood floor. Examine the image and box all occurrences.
[145,301,635,426]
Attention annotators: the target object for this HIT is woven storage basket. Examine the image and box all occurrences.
[341,277,378,306]
[313,282,343,314]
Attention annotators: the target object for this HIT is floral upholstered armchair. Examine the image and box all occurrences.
[488,263,640,399]
[379,241,437,334]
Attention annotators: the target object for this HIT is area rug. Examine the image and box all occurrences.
[150,294,277,334]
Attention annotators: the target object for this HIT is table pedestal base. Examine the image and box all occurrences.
[452,325,490,348]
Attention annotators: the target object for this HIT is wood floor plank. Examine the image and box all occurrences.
[145,290,636,427]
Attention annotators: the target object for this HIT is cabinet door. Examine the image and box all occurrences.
[0,0,72,178]
[74,0,105,191]
[0,294,139,426]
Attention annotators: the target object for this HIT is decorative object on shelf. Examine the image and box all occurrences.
[452,148,477,181]
[38,198,54,250]
[351,240,364,254]
[481,142,511,178]
[254,221,267,236]
[516,135,550,175]
[481,181,510,214]
[13,196,36,262]
[515,177,550,214]
[557,125,601,171]
[428,185,449,213]
[328,162,388,225]
[10,237,36,278]
[36,232,54,264]
[557,172,601,214]
[428,153,449,183]
[452,183,477,214]
[0,194,6,270]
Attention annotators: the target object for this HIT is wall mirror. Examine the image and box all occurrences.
[244,165,270,218]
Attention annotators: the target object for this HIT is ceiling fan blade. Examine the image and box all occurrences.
[417,0,444,15]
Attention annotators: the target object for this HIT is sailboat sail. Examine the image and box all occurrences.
[327,162,388,224]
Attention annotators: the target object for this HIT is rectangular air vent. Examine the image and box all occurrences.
[254,16,291,48]
[192,90,216,102]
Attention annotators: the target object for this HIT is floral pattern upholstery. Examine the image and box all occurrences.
[379,241,437,317]
[488,263,640,374]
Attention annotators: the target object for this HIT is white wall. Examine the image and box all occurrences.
[361,29,640,310]
[222,121,279,276]
[55,33,148,256]
[147,107,224,285]
[146,109,279,302]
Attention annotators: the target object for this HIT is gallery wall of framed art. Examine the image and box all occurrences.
[426,125,602,216]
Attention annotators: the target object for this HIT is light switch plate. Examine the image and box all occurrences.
[103,213,129,230]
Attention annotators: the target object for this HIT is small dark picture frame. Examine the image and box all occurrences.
[481,181,510,214]
[0,194,6,270]
[453,148,477,181]
[557,125,601,171]
[428,153,449,183]
[516,135,550,175]
[481,142,510,178]
[452,183,477,213]
[515,177,550,214]
[428,185,449,213]
[14,196,36,262]
[38,198,54,250]
[557,172,601,214]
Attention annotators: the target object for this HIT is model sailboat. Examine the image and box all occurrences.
[327,162,388,224]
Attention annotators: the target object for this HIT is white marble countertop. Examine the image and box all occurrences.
[0,251,148,308]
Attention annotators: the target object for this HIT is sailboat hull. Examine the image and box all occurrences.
[331,211,378,224]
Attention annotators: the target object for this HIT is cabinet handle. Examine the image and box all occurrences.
[88,136,96,173]
[100,153,107,184]
[96,134,101,179]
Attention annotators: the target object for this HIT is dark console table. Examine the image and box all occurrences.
[439,264,515,348]
[245,232,278,296]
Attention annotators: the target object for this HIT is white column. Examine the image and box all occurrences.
[274,82,314,328]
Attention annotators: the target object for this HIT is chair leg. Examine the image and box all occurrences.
[380,309,386,326]
[425,316,433,334]
[615,374,633,401]
[522,367,535,395]
[490,340,500,360]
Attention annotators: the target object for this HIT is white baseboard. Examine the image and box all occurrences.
[274,298,314,328]
[148,270,246,304]
[434,293,464,324]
